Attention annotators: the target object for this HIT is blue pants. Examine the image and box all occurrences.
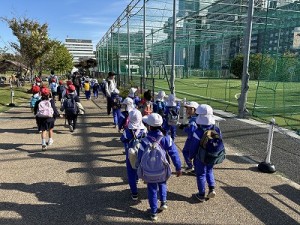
[112,108,121,125]
[93,90,99,98]
[182,147,193,169]
[194,159,215,195]
[85,90,91,100]
[163,121,176,140]
[125,148,138,195]
[147,182,167,214]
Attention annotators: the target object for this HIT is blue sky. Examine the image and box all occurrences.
[0,0,131,52]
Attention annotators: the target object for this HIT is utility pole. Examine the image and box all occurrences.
[238,0,254,118]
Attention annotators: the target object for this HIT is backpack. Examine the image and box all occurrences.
[141,101,153,116]
[100,82,106,95]
[112,96,121,109]
[128,131,141,169]
[30,95,40,108]
[64,96,78,115]
[93,82,99,91]
[73,77,81,86]
[137,136,172,183]
[167,106,179,125]
[36,100,54,118]
[50,82,58,92]
[197,126,226,165]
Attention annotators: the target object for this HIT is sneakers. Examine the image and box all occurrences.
[184,167,194,173]
[131,194,138,201]
[47,139,54,146]
[42,144,47,151]
[207,189,216,199]
[69,125,74,132]
[150,213,158,221]
[159,201,168,211]
[188,169,196,176]
[194,193,206,202]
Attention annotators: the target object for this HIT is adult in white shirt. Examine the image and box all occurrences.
[105,71,117,115]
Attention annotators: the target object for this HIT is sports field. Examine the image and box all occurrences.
[145,77,300,132]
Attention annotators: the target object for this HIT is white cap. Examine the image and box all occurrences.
[166,94,176,106]
[122,97,134,111]
[196,104,216,125]
[156,90,166,101]
[128,109,145,130]
[128,87,137,98]
[142,113,163,127]
[184,101,199,109]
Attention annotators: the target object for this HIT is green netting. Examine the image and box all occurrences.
[96,0,300,132]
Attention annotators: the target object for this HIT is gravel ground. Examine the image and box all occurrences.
[0,96,299,225]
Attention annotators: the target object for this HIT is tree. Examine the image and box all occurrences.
[39,40,73,74]
[3,17,53,79]
[230,53,274,80]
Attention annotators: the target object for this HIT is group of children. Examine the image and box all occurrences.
[29,71,85,150]
[30,71,224,221]
[109,83,224,221]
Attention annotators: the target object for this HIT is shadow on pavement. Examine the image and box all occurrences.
[222,186,299,225]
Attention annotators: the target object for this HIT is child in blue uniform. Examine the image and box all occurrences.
[120,109,147,200]
[163,94,180,140]
[153,90,166,116]
[179,101,199,173]
[137,113,182,221]
[128,87,140,107]
[189,104,222,202]
[118,97,135,132]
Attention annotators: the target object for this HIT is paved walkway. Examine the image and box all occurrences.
[0,96,299,225]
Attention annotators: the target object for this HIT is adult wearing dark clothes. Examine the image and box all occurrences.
[60,85,80,132]
[34,88,60,150]
[72,72,81,97]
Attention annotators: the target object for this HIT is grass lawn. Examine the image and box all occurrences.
[144,77,300,132]
[0,84,31,112]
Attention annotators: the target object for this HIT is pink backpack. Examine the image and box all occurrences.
[36,100,54,118]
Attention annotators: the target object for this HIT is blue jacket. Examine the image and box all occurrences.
[189,125,222,160]
[182,115,198,150]
[129,96,141,107]
[137,130,182,171]
[120,128,147,151]
[118,111,129,131]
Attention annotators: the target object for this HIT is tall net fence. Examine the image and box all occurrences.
[96,0,300,133]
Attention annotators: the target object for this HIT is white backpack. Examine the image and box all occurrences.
[137,136,172,183]
[36,100,54,118]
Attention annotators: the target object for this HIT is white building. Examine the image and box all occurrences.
[64,38,95,63]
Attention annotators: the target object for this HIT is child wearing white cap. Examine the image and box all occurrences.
[120,109,147,200]
[163,94,180,140]
[137,113,182,221]
[153,90,166,116]
[128,87,141,107]
[179,101,199,173]
[118,97,135,132]
[189,104,223,202]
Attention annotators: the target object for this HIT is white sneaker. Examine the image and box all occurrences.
[207,190,216,199]
[42,144,47,151]
[48,139,54,146]
[69,125,74,132]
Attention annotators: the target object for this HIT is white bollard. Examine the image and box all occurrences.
[258,118,276,173]
[9,83,16,107]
